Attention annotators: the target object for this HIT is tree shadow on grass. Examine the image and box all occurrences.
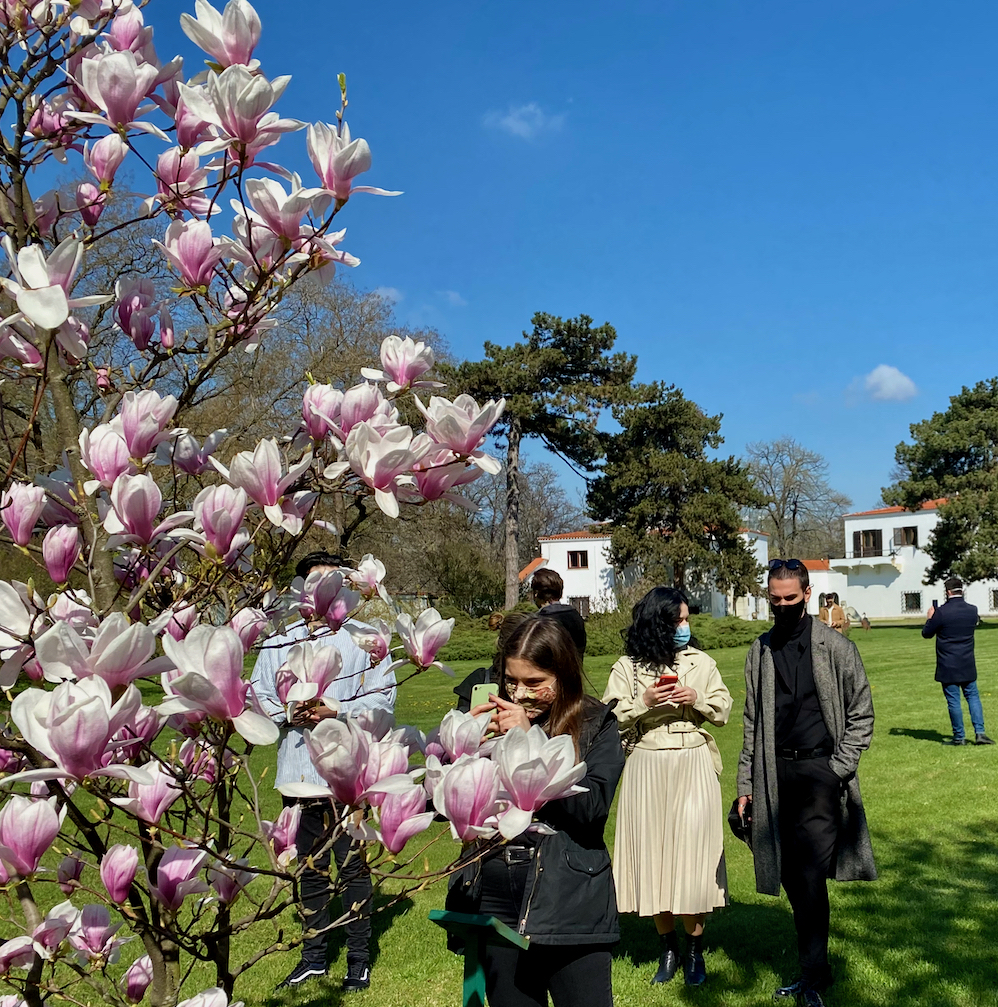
[888,727,951,744]
[831,821,998,1007]
[262,893,413,1007]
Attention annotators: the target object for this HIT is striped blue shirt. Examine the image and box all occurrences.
[250,620,397,788]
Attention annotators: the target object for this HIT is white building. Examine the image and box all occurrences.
[826,499,998,620]
[520,527,769,619]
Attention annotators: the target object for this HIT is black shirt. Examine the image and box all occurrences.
[773,615,832,749]
[538,603,587,657]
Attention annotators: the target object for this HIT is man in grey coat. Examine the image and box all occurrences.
[737,559,876,1007]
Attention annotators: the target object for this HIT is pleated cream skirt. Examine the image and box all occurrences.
[613,744,729,916]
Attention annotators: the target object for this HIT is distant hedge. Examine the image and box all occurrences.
[436,608,771,663]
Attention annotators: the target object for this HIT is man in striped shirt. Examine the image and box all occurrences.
[251,551,397,994]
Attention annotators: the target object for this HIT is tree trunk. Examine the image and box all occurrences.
[504,417,522,610]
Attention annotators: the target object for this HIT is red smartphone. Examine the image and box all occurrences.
[657,671,679,688]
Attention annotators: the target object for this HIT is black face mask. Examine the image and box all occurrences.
[772,599,806,629]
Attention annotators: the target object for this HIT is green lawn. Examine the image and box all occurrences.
[239,627,998,1007]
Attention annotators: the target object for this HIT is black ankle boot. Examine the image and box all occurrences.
[684,933,706,986]
[650,931,679,984]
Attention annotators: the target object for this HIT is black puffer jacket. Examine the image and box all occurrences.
[445,700,625,944]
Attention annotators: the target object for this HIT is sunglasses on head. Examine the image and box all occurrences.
[768,559,804,571]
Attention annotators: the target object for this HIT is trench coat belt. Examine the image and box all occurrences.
[666,721,699,733]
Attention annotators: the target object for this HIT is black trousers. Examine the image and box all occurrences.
[777,756,841,987]
[283,797,372,965]
[477,853,613,1007]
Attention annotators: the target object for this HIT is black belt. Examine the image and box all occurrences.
[500,845,535,865]
[777,745,834,761]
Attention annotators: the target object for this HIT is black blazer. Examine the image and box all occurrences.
[921,596,978,684]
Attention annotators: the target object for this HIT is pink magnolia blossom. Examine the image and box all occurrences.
[394,607,454,671]
[301,384,342,441]
[207,858,254,903]
[377,782,434,854]
[108,474,162,544]
[76,182,106,226]
[213,439,312,531]
[75,50,160,131]
[361,335,435,393]
[159,626,278,745]
[279,717,370,804]
[113,278,158,350]
[105,3,152,54]
[1,482,47,546]
[155,146,215,217]
[175,93,213,149]
[153,219,224,290]
[192,484,247,559]
[0,235,109,330]
[9,677,147,784]
[234,177,330,243]
[177,65,300,145]
[345,619,392,664]
[230,608,269,651]
[112,762,182,824]
[345,421,430,519]
[122,954,153,1003]
[306,121,401,202]
[0,796,65,876]
[33,900,80,955]
[414,394,504,474]
[412,449,482,505]
[84,134,128,186]
[177,989,241,1007]
[337,382,386,435]
[159,429,227,475]
[0,325,42,368]
[432,755,500,842]
[100,844,139,903]
[347,554,389,602]
[0,936,36,973]
[149,846,210,913]
[118,389,178,458]
[301,569,359,633]
[362,739,411,807]
[261,804,300,867]
[57,853,85,894]
[275,642,342,705]
[69,903,126,962]
[42,525,81,584]
[164,602,199,642]
[159,304,175,349]
[180,0,261,68]
[492,726,588,839]
[437,709,491,762]
[79,425,134,491]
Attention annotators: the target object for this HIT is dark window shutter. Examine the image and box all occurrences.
[873,529,883,554]
[853,531,862,557]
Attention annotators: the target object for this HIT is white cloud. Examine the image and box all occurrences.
[373,286,403,304]
[439,290,468,307]
[860,364,918,402]
[483,102,565,140]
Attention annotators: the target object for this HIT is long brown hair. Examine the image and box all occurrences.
[497,615,597,753]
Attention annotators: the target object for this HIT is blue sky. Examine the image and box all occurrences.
[158,0,998,515]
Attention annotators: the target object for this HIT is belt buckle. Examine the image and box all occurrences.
[502,846,532,865]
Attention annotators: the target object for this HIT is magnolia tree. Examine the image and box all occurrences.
[0,3,589,1007]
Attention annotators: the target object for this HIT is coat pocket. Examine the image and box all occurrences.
[564,848,611,877]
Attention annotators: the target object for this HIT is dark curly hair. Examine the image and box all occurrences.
[623,586,690,669]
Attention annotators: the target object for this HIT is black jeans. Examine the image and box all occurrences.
[284,797,372,965]
[477,852,613,1007]
[777,756,842,988]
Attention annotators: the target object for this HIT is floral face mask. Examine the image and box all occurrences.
[510,683,557,719]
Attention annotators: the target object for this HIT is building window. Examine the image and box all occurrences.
[990,590,998,612]
[852,529,883,557]
[893,526,918,547]
[567,550,589,569]
[569,596,591,619]
[902,592,922,613]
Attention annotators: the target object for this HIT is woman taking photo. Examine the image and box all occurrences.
[447,615,625,1007]
[602,587,732,987]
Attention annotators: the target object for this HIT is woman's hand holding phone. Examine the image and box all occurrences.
[490,695,531,735]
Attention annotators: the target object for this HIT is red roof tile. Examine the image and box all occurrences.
[518,557,548,581]
[844,498,946,518]
[537,530,611,541]
[801,559,831,571]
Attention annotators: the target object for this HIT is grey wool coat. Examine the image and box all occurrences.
[736,617,877,896]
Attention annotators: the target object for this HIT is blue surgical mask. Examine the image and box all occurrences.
[673,625,691,648]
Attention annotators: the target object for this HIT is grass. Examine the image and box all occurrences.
[172,629,998,1005]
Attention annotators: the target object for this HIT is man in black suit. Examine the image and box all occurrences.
[922,577,994,746]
